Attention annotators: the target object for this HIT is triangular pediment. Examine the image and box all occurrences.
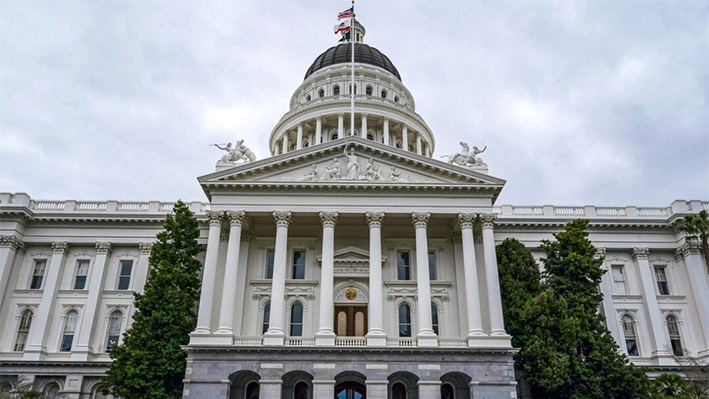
[198,137,505,191]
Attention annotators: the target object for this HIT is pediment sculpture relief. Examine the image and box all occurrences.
[441,142,487,167]
[293,147,419,183]
[212,139,257,164]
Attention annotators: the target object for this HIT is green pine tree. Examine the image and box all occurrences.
[102,200,203,399]
[501,219,649,399]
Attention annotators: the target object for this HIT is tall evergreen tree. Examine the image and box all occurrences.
[503,219,648,399]
[496,238,540,346]
[103,201,203,399]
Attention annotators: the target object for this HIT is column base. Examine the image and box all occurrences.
[209,331,235,346]
[366,331,387,347]
[70,346,93,361]
[263,330,285,346]
[22,346,46,361]
[417,336,439,347]
[315,331,336,346]
[189,331,218,346]
[652,350,676,366]
[467,335,512,349]
[490,329,508,336]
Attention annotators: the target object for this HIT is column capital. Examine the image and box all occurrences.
[479,214,497,229]
[361,112,368,117]
[206,211,223,226]
[595,246,607,259]
[632,247,649,261]
[95,241,112,255]
[412,212,430,228]
[457,213,475,229]
[676,238,702,259]
[138,242,154,255]
[273,211,292,227]
[450,231,462,243]
[319,211,339,228]
[52,241,69,255]
[366,211,385,228]
[337,112,344,117]
[0,235,25,251]
[226,210,246,227]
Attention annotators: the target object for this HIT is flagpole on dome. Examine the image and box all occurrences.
[350,0,355,141]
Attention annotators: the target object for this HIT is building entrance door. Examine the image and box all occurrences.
[335,306,368,336]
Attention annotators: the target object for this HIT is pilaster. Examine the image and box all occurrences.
[133,242,153,295]
[633,247,672,364]
[676,240,709,354]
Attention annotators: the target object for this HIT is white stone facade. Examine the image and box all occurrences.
[1,20,708,399]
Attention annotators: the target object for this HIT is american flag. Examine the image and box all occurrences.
[337,7,354,20]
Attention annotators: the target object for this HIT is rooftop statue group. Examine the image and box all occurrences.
[212,139,257,164]
[442,142,487,167]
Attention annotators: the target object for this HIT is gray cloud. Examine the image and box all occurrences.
[1,0,707,206]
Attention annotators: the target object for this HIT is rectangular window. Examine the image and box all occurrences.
[266,250,275,279]
[292,251,305,280]
[74,260,90,290]
[654,266,670,295]
[397,252,410,281]
[30,260,47,289]
[611,265,626,295]
[428,251,437,281]
[117,261,133,290]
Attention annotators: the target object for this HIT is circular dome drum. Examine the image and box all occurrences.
[304,43,401,81]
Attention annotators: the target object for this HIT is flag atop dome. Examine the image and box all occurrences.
[338,6,354,20]
[334,20,351,34]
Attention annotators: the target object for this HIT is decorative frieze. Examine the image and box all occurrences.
[366,211,385,228]
[319,211,339,228]
[273,211,292,227]
[412,212,430,228]
[631,247,649,262]
[52,241,69,255]
[95,241,112,255]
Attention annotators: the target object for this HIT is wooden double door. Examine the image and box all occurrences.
[335,305,368,336]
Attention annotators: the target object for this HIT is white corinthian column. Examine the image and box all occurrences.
[458,213,485,346]
[412,212,437,347]
[316,211,338,346]
[215,211,246,344]
[480,214,507,337]
[192,211,223,338]
[264,211,291,346]
[366,211,387,346]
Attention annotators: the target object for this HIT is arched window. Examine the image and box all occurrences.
[93,386,108,399]
[398,303,411,337]
[318,89,325,98]
[381,90,387,99]
[305,94,311,102]
[333,85,340,96]
[45,383,60,399]
[621,315,638,356]
[666,315,683,356]
[303,139,310,148]
[262,302,271,334]
[349,84,357,95]
[366,133,374,140]
[431,304,439,335]
[441,383,455,399]
[290,302,303,336]
[392,382,407,399]
[366,86,373,96]
[294,381,309,399]
[14,309,33,351]
[106,311,122,350]
[331,133,339,141]
[245,381,259,399]
[60,310,78,352]
[0,383,12,397]
[394,96,399,103]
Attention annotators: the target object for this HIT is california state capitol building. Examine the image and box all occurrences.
[1,14,708,399]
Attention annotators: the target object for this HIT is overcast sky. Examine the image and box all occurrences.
[1,1,707,207]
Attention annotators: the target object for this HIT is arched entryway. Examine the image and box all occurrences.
[229,370,260,399]
[335,371,366,399]
[282,370,313,399]
[388,371,418,399]
[440,372,471,399]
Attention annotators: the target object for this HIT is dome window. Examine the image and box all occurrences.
[394,96,399,103]
[319,89,325,98]
[381,90,387,99]
[367,134,374,140]
[366,86,373,96]
[333,85,340,96]
[349,84,357,95]
[331,133,338,140]
[306,94,311,101]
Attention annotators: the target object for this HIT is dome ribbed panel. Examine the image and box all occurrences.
[304,43,401,81]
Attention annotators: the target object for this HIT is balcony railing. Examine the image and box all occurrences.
[438,338,467,347]
[233,336,263,346]
[335,336,366,347]
[285,338,315,347]
[386,338,416,347]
